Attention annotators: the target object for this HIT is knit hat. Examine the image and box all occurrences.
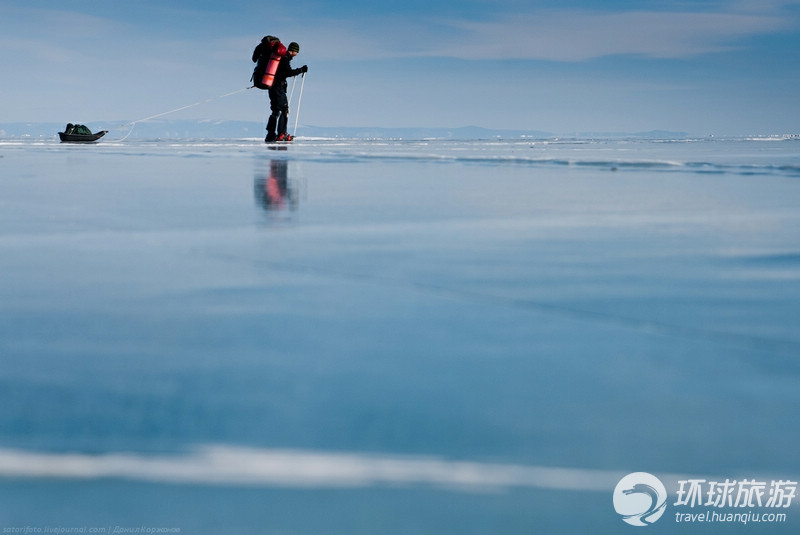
[288,42,300,53]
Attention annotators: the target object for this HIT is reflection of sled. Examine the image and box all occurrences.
[58,130,108,143]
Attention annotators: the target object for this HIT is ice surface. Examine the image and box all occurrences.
[1,138,799,533]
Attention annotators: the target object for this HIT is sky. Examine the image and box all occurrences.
[2,0,799,135]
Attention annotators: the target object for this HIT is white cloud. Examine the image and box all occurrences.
[295,8,794,62]
[730,0,800,13]
[430,10,792,61]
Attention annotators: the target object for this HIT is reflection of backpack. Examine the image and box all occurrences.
[65,123,92,135]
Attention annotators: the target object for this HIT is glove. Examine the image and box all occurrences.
[300,65,308,73]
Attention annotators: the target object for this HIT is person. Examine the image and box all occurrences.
[265,42,307,142]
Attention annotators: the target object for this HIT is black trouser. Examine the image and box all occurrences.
[266,82,289,140]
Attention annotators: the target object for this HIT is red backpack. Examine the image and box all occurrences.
[252,36,286,90]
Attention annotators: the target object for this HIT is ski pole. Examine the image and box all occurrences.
[293,73,305,138]
[288,77,297,105]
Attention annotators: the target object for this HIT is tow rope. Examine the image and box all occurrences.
[116,85,256,140]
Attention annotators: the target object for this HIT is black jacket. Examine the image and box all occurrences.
[268,56,304,109]
[273,56,304,89]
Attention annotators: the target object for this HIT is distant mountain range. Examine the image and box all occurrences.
[0,120,688,140]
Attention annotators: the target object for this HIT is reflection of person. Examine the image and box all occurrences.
[266,42,308,142]
[254,159,296,211]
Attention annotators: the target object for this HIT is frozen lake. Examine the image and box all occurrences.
[1,137,799,533]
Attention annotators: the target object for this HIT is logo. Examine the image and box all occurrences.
[613,472,668,526]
